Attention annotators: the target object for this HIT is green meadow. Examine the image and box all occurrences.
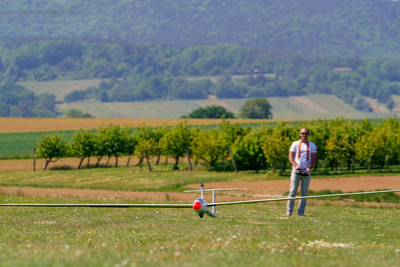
[0,196,399,267]
[0,164,399,266]
[0,130,92,159]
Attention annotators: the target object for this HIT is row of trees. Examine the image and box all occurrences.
[181,99,273,119]
[36,117,400,173]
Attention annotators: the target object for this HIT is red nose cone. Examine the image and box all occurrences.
[193,201,202,210]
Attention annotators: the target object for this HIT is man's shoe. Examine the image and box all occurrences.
[286,212,291,216]
[299,214,304,216]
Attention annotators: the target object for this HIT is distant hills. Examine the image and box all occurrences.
[1,0,400,58]
[2,0,400,118]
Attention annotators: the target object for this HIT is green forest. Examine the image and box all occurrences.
[1,0,400,58]
[1,39,400,113]
[0,83,57,117]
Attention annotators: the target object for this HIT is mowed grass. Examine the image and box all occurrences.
[0,165,264,191]
[0,195,399,267]
[0,163,400,193]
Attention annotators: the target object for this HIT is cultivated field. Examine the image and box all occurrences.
[14,78,399,119]
[57,94,382,119]
[0,118,286,133]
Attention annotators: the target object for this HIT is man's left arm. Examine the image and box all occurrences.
[306,144,317,174]
[306,153,317,174]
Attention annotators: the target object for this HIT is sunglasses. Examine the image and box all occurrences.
[300,132,309,135]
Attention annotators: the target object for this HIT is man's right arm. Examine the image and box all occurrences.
[289,151,301,170]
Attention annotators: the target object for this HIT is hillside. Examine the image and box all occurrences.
[57,94,392,119]
[1,0,400,58]
[3,39,400,115]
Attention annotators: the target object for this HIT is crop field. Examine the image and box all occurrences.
[17,79,108,102]
[0,130,80,159]
[13,79,399,119]
[0,167,400,266]
[0,118,288,133]
[56,94,383,119]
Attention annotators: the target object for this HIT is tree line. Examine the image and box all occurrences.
[36,117,400,173]
[2,38,400,111]
[2,0,400,58]
[1,38,400,111]
[0,83,57,117]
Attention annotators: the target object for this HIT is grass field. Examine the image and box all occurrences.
[0,187,400,266]
[17,79,109,102]
[1,162,400,192]
[0,163,400,266]
[57,94,392,119]
[0,198,399,267]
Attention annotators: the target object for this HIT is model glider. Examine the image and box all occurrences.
[1,184,399,218]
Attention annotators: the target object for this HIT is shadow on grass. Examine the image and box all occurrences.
[48,164,134,171]
[48,165,75,171]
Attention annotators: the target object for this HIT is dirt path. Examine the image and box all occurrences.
[1,176,399,203]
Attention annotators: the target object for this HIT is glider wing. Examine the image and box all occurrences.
[0,203,193,208]
[208,189,400,207]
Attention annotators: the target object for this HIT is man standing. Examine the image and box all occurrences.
[287,128,317,216]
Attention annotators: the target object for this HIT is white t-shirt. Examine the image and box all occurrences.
[290,140,317,169]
